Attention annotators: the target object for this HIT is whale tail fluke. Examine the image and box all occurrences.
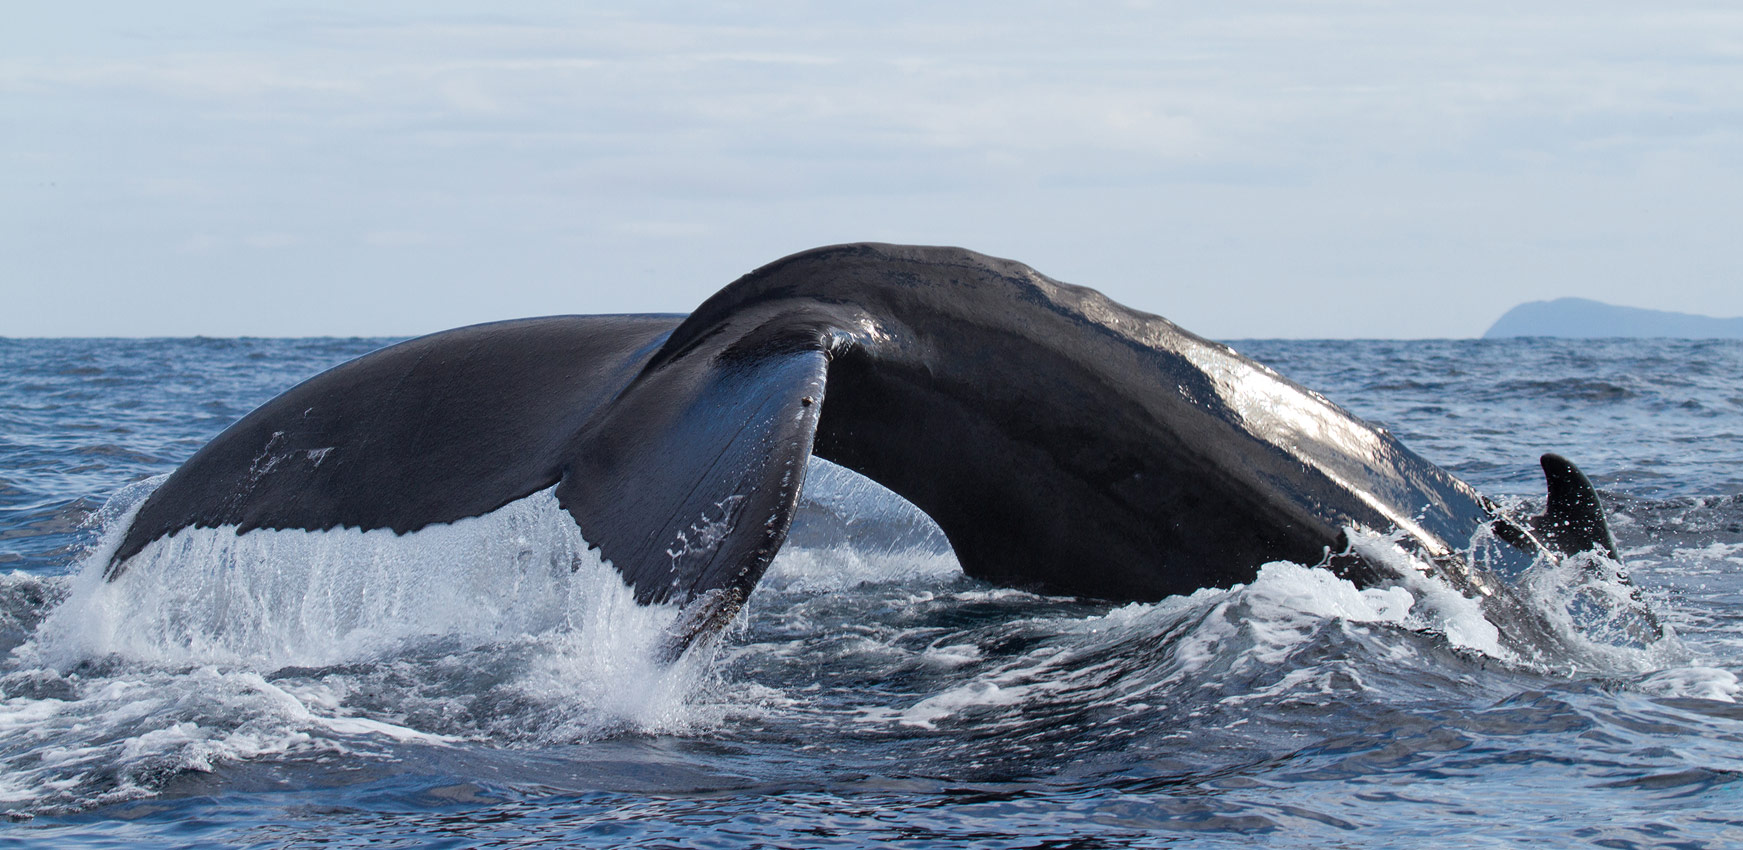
[104,243,1625,659]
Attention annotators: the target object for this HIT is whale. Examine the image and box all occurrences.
[105,243,1642,653]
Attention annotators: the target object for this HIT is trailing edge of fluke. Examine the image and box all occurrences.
[105,243,1649,654]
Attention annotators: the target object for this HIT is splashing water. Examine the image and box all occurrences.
[3,477,743,812]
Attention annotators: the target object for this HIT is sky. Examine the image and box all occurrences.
[5,1,1741,339]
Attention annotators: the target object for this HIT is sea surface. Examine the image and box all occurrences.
[1,336,1740,848]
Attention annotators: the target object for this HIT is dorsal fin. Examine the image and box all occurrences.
[1531,453,1620,559]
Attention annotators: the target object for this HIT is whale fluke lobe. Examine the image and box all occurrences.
[107,242,1625,652]
[107,315,687,573]
[555,346,828,610]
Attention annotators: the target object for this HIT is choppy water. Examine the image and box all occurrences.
[2,336,1741,847]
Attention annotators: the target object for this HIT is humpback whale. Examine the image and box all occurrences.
[105,243,1640,653]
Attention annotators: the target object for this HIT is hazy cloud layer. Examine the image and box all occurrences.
[5,2,1740,337]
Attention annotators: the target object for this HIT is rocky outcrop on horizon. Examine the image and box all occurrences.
[1484,297,1743,339]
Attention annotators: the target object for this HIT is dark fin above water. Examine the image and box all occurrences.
[1531,453,1621,560]
[1531,453,1661,645]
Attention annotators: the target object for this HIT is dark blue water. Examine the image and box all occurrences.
[2,337,1741,847]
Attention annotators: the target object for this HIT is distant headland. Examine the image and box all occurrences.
[1484,298,1743,339]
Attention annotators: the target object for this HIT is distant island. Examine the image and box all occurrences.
[1484,298,1743,339]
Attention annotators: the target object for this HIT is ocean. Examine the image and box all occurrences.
[1,336,1740,848]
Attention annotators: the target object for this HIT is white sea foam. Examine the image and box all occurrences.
[856,513,1725,733]
[1343,529,1508,658]
[32,485,668,671]
[852,542,1691,732]
[834,561,1422,731]
[1633,666,1741,702]
[899,680,1034,729]
[0,482,726,811]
